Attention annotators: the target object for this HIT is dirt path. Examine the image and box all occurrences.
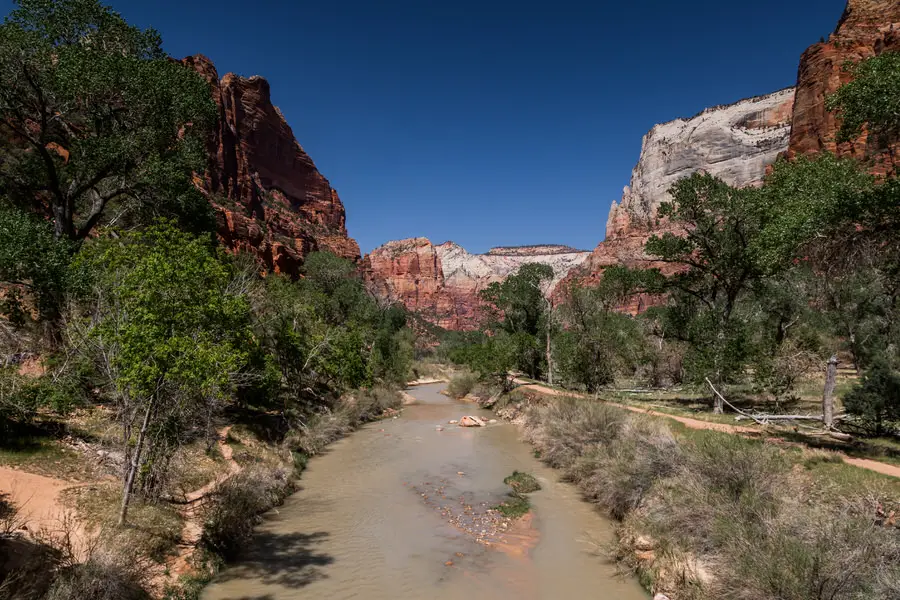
[167,425,242,580]
[514,381,900,480]
[0,466,100,558]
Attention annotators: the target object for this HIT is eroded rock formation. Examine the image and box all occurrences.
[558,88,796,309]
[182,55,359,275]
[363,239,589,330]
[786,0,900,175]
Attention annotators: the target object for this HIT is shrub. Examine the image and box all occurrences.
[843,360,900,435]
[494,494,530,518]
[43,554,149,600]
[715,507,900,600]
[573,417,681,519]
[352,386,400,422]
[530,397,625,469]
[447,371,477,399]
[290,409,355,457]
[201,466,292,560]
[503,471,541,494]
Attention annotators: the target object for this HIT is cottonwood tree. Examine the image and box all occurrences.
[71,223,251,525]
[480,263,554,382]
[646,174,766,411]
[556,267,656,391]
[0,0,217,243]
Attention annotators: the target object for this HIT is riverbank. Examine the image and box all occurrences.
[0,386,404,600]
[201,383,648,600]
[479,387,900,599]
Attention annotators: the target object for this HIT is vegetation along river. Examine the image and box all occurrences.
[202,383,648,600]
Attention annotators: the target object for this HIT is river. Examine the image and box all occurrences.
[202,383,648,600]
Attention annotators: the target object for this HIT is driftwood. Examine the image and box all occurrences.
[705,378,853,430]
[705,378,769,425]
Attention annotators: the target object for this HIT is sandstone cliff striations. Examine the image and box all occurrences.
[786,0,900,175]
[182,55,359,275]
[558,88,796,309]
[363,239,589,330]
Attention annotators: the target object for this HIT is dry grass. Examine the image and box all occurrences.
[446,371,478,399]
[67,483,183,564]
[200,466,293,560]
[510,392,900,600]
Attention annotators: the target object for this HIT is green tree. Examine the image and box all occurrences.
[0,203,71,331]
[843,360,900,435]
[556,269,654,391]
[72,223,251,525]
[0,0,217,243]
[645,174,765,409]
[480,263,554,381]
[827,51,900,144]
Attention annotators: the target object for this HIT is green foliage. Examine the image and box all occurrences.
[249,252,413,418]
[750,154,876,272]
[75,223,250,402]
[503,470,541,494]
[827,51,900,144]
[843,361,900,435]
[557,277,650,391]
[494,494,530,518]
[0,203,71,326]
[0,0,217,242]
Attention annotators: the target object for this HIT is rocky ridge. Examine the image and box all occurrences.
[362,239,590,330]
[786,0,900,174]
[182,55,360,276]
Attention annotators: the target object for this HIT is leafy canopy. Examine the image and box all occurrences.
[827,51,900,144]
[0,0,217,242]
[74,222,250,400]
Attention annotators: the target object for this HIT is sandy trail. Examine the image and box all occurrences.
[514,381,900,480]
[0,466,100,559]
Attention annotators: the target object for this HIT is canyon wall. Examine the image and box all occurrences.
[558,87,796,306]
[363,239,589,330]
[786,0,900,174]
[183,55,360,276]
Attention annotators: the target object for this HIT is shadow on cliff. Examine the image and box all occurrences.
[212,530,333,591]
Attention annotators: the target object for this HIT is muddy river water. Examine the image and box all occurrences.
[203,383,648,600]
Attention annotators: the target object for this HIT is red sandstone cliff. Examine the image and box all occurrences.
[363,239,590,330]
[786,0,900,174]
[182,55,359,275]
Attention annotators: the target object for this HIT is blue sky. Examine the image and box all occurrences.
[2,0,848,254]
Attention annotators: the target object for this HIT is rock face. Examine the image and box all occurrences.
[182,55,359,275]
[786,0,900,175]
[558,88,796,310]
[363,239,590,330]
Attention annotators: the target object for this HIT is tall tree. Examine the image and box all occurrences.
[645,173,765,408]
[480,263,554,381]
[0,0,217,243]
[72,223,251,524]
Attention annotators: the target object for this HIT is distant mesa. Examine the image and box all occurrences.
[362,239,590,330]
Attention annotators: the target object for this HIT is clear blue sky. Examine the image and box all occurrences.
[2,0,848,254]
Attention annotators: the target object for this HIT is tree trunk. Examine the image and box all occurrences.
[118,394,156,526]
[713,391,724,414]
[822,355,838,429]
[545,327,553,387]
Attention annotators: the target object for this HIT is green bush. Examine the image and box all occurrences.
[503,471,541,494]
[843,360,900,435]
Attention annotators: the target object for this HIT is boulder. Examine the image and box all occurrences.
[458,416,486,427]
